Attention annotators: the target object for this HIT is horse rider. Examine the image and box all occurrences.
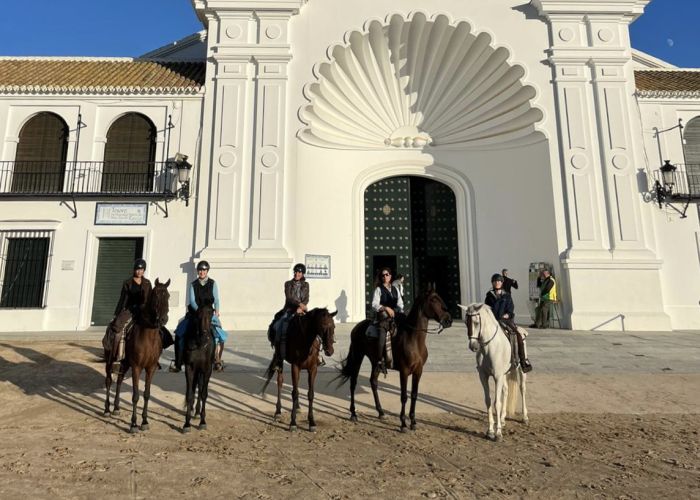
[103,259,152,372]
[268,263,311,371]
[371,267,405,374]
[170,260,229,373]
[485,273,532,373]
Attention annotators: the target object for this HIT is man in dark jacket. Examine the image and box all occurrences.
[269,263,310,371]
[502,268,519,294]
[485,273,532,373]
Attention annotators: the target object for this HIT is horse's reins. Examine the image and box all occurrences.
[467,311,498,347]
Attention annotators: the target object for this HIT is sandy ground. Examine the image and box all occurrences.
[0,340,698,499]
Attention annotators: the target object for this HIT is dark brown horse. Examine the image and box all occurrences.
[183,303,215,432]
[262,308,337,432]
[338,287,452,432]
[103,278,170,433]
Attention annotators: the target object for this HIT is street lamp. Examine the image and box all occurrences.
[172,153,193,206]
[655,160,677,209]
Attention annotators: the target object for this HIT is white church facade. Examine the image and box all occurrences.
[0,0,699,332]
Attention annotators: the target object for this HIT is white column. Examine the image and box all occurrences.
[534,0,671,330]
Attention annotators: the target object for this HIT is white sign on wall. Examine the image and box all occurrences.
[305,254,331,279]
[95,203,148,226]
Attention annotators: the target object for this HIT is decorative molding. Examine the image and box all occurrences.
[299,12,543,151]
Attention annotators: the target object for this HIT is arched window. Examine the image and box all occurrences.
[685,117,700,196]
[102,113,157,193]
[13,112,68,193]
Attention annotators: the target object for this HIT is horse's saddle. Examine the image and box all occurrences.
[365,323,380,339]
[365,320,395,339]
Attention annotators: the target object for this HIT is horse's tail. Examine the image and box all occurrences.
[333,325,365,388]
[260,356,277,394]
[506,369,520,418]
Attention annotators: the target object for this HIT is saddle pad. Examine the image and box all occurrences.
[365,324,380,339]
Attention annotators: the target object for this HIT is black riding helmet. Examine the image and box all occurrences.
[197,260,210,271]
[491,273,503,283]
[134,258,147,271]
[293,263,306,274]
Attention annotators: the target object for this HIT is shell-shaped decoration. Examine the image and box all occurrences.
[299,12,544,150]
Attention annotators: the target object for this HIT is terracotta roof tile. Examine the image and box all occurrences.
[635,70,700,97]
[0,58,205,95]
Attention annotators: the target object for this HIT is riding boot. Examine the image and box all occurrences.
[517,332,533,373]
[169,341,183,373]
[377,328,388,375]
[384,331,393,369]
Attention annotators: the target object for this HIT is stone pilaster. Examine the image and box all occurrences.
[534,0,670,330]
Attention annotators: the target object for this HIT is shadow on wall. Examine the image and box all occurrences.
[335,290,349,323]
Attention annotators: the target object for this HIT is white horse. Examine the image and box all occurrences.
[459,303,528,441]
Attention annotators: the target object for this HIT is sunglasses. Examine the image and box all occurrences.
[382,273,391,277]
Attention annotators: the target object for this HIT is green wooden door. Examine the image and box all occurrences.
[364,177,461,319]
[91,238,143,326]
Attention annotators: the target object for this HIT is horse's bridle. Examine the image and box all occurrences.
[466,311,498,348]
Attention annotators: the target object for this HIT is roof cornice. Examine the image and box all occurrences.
[192,0,307,26]
[531,0,651,20]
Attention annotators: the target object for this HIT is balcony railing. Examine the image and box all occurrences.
[652,163,700,199]
[0,160,178,198]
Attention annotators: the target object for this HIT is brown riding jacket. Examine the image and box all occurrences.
[283,279,309,312]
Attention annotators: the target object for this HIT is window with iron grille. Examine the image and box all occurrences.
[0,231,53,308]
[103,113,157,193]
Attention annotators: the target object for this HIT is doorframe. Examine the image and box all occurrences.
[77,228,153,330]
[352,160,479,321]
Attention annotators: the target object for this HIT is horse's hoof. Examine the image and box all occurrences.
[523,417,530,425]
[496,434,503,442]
[102,411,110,417]
[182,426,191,434]
[273,413,282,422]
[129,426,139,434]
[309,425,317,433]
[198,424,207,431]
[112,410,121,417]
[486,431,495,441]
[410,423,417,431]
[349,414,358,423]
[378,412,386,421]
[289,425,298,432]
[400,426,408,434]
[140,424,149,431]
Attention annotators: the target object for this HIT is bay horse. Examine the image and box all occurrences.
[262,308,337,432]
[460,303,528,441]
[338,287,452,432]
[183,303,215,432]
[103,278,170,433]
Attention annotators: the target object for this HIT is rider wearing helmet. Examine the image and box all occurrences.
[268,263,310,371]
[170,260,229,372]
[102,258,153,373]
[484,273,532,373]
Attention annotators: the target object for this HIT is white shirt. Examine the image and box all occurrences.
[372,285,404,313]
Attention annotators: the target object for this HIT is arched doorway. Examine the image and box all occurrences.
[364,176,461,318]
[13,112,68,193]
[103,113,157,193]
[684,116,700,196]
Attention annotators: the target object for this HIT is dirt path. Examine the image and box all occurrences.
[0,341,698,499]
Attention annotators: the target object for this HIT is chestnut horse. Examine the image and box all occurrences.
[103,278,170,433]
[183,303,215,432]
[338,287,452,432]
[262,308,337,432]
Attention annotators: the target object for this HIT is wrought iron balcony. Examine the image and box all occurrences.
[0,160,178,198]
[652,163,700,218]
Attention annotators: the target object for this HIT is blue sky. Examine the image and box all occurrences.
[0,1,697,67]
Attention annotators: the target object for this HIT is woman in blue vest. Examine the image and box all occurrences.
[371,267,404,374]
[170,260,229,372]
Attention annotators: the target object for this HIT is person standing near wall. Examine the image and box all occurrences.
[531,268,556,329]
[502,268,518,294]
